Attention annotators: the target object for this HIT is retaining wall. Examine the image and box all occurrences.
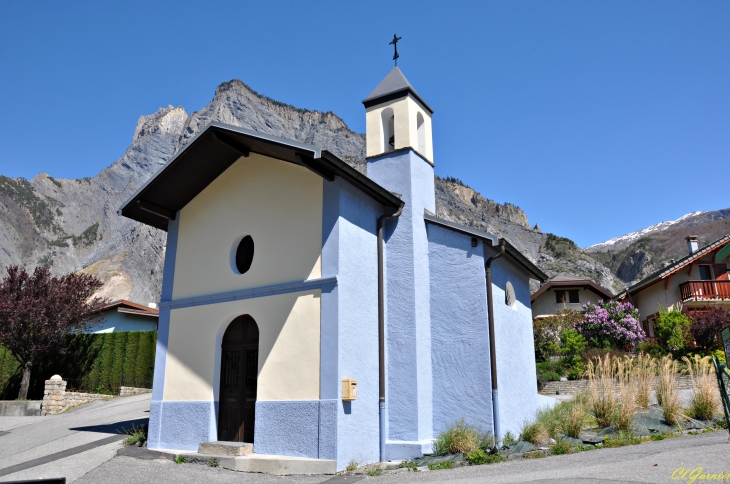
[41,378,151,415]
[539,375,696,395]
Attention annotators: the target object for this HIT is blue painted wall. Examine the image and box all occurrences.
[89,310,157,333]
[367,149,435,458]
[322,176,383,469]
[488,250,550,438]
[427,224,493,436]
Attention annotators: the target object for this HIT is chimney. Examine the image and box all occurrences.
[686,236,699,255]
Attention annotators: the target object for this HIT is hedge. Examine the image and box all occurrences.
[0,331,156,400]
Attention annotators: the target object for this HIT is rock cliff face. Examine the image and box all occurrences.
[0,79,619,302]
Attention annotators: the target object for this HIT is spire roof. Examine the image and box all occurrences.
[362,67,433,113]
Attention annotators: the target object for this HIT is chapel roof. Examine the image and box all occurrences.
[423,213,548,282]
[362,66,434,114]
[119,123,404,231]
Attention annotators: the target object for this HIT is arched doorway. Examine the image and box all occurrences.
[218,315,259,442]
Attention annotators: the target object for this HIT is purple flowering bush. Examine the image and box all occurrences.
[574,300,645,349]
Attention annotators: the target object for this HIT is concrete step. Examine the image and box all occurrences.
[220,454,337,475]
[198,441,253,456]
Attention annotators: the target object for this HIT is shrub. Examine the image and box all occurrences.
[683,355,718,421]
[346,459,358,472]
[542,371,562,382]
[686,307,730,349]
[575,301,644,349]
[533,310,584,362]
[174,456,185,464]
[637,342,664,358]
[433,419,490,455]
[655,308,692,353]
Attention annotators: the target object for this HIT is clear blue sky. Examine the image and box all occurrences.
[1,1,728,248]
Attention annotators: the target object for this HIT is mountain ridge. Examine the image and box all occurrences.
[0,79,619,301]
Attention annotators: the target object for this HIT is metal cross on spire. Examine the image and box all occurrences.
[389,34,402,66]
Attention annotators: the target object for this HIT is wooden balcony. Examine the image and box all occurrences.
[680,280,730,302]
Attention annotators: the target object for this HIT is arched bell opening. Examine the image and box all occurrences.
[381,107,395,153]
[416,112,426,154]
[218,315,259,442]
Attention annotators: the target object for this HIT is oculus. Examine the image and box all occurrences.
[235,235,254,274]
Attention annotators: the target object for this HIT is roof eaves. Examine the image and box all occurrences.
[424,213,499,245]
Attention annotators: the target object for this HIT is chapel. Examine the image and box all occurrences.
[120,65,551,471]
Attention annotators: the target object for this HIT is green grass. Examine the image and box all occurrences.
[603,432,644,448]
[121,424,147,446]
[550,439,573,455]
[209,458,219,468]
[428,461,455,470]
[174,456,186,464]
[398,461,419,472]
[466,449,504,465]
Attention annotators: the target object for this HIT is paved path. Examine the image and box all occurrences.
[0,393,150,482]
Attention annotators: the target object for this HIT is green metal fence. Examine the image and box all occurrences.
[712,356,730,436]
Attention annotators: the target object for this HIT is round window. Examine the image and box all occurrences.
[235,235,254,274]
[505,281,516,307]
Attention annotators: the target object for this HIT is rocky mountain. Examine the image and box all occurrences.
[0,79,620,302]
[587,210,730,285]
[586,210,730,253]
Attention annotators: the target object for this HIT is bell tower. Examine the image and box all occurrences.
[363,65,436,460]
[363,67,434,163]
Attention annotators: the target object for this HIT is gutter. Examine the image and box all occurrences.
[485,239,506,444]
[377,205,403,462]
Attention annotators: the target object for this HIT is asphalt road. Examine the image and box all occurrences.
[0,393,150,482]
[3,393,730,483]
[77,431,730,484]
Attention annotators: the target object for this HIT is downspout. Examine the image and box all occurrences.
[377,205,403,462]
[485,239,506,444]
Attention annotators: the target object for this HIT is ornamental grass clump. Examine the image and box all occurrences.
[615,356,638,432]
[586,355,618,428]
[682,354,719,421]
[520,419,549,445]
[433,419,490,455]
[657,355,680,426]
[635,352,657,408]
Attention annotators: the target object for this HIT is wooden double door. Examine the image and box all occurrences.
[218,315,258,443]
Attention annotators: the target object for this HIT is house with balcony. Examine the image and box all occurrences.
[617,234,730,338]
[530,274,614,321]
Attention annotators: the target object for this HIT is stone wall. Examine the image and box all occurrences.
[119,386,152,397]
[41,376,151,415]
[539,376,697,396]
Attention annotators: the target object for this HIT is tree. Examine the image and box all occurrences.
[0,266,107,399]
[574,300,644,349]
[685,307,730,349]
